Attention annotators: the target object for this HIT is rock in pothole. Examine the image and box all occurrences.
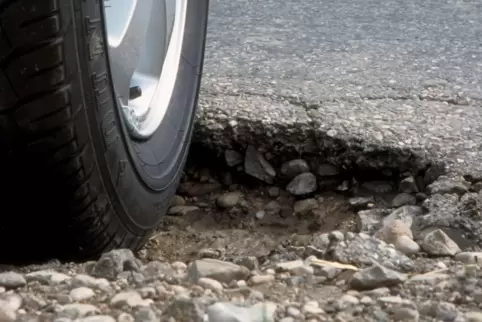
[356,209,389,234]
[349,196,375,211]
[426,174,470,195]
[399,176,419,193]
[286,173,317,195]
[384,205,421,227]
[391,193,416,208]
[325,233,414,272]
[216,192,242,209]
[421,229,461,256]
[350,264,407,290]
[375,219,420,255]
[415,192,482,250]
[225,149,243,167]
[293,198,318,215]
[244,145,276,184]
[187,259,250,284]
[280,159,310,179]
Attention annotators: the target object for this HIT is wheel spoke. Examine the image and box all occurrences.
[104,0,188,139]
[106,0,154,106]
[164,0,177,52]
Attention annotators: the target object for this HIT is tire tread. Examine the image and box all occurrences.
[0,0,126,260]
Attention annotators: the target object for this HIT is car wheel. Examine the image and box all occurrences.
[0,0,209,260]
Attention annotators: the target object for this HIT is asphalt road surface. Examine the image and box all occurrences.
[196,0,482,177]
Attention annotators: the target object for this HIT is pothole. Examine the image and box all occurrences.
[141,142,453,264]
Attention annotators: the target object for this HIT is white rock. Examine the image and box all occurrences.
[216,192,242,209]
[77,315,116,322]
[393,235,420,255]
[0,294,22,312]
[335,294,359,310]
[0,272,26,289]
[207,301,277,322]
[110,291,152,308]
[406,273,451,286]
[188,259,250,284]
[0,295,21,322]
[26,270,71,285]
[454,252,482,264]
[69,287,95,302]
[466,311,482,322]
[422,229,461,256]
[286,307,302,318]
[71,274,110,290]
[249,275,275,285]
[0,303,15,322]
[197,277,223,291]
[275,260,304,272]
[170,285,189,295]
[171,261,188,272]
[302,301,324,315]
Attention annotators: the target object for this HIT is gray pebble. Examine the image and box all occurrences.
[134,307,161,322]
[69,287,95,302]
[216,192,242,209]
[225,149,243,167]
[286,173,317,195]
[244,145,276,184]
[110,291,151,308]
[421,229,461,256]
[392,307,419,321]
[90,249,140,280]
[399,176,419,193]
[293,198,318,215]
[0,272,26,289]
[164,297,204,322]
[188,258,250,284]
[351,264,407,290]
[281,159,310,178]
[391,193,416,208]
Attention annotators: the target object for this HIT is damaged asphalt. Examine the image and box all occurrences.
[194,0,482,178]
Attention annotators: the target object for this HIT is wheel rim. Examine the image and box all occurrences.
[104,0,188,139]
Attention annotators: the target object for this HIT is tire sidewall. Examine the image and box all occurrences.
[79,0,209,234]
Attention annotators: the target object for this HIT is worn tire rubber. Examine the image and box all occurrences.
[0,0,208,261]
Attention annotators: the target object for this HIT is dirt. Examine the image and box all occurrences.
[140,163,359,264]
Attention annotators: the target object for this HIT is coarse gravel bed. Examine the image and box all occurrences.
[2,150,482,322]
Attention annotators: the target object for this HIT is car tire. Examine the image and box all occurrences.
[0,0,208,260]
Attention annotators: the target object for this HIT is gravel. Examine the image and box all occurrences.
[2,240,482,321]
[4,151,482,321]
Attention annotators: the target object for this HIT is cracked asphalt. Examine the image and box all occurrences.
[195,0,482,177]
